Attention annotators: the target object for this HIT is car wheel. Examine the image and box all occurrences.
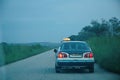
[55,66,61,73]
[89,65,94,73]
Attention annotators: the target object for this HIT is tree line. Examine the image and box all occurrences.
[69,17,120,41]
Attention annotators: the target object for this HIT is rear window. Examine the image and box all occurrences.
[60,42,90,51]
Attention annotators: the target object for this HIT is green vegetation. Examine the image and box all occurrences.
[0,42,52,66]
[0,44,4,66]
[69,17,120,41]
[87,37,120,73]
[69,17,120,73]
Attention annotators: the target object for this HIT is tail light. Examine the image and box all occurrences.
[58,52,67,58]
[84,52,93,58]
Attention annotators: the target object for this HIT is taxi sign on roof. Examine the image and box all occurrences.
[63,38,70,41]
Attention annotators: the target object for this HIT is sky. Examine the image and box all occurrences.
[1,0,120,43]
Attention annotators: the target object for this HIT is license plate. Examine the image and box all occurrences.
[70,54,82,58]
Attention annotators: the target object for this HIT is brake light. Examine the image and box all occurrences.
[89,53,93,58]
[58,53,63,58]
[58,52,67,58]
[84,52,93,58]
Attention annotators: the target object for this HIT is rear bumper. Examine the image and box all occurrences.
[56,60,94,67]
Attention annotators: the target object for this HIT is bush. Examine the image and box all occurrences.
[88,37,120,73]
[0,44,5,66]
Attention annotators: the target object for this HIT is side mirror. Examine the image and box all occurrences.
[54,49,57,53]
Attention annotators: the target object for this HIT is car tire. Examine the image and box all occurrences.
[55,66,61,73]
[89,65,94,73]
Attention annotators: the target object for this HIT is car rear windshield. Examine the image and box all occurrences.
[60,42,90,51]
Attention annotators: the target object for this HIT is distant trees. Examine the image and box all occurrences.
[109,17,120,36]
[69,17,120,41]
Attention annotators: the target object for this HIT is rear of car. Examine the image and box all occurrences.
[54,41,94,73]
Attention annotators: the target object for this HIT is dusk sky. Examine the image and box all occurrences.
[1,0,120,43]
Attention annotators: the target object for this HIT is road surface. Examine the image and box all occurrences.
[0,50,120,80]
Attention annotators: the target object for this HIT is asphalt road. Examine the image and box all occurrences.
[0,50,120,80]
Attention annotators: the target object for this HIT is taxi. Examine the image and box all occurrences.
[54,38,94,73]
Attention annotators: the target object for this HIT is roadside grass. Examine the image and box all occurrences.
[87,37,120,73]
[0,43,52,66]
